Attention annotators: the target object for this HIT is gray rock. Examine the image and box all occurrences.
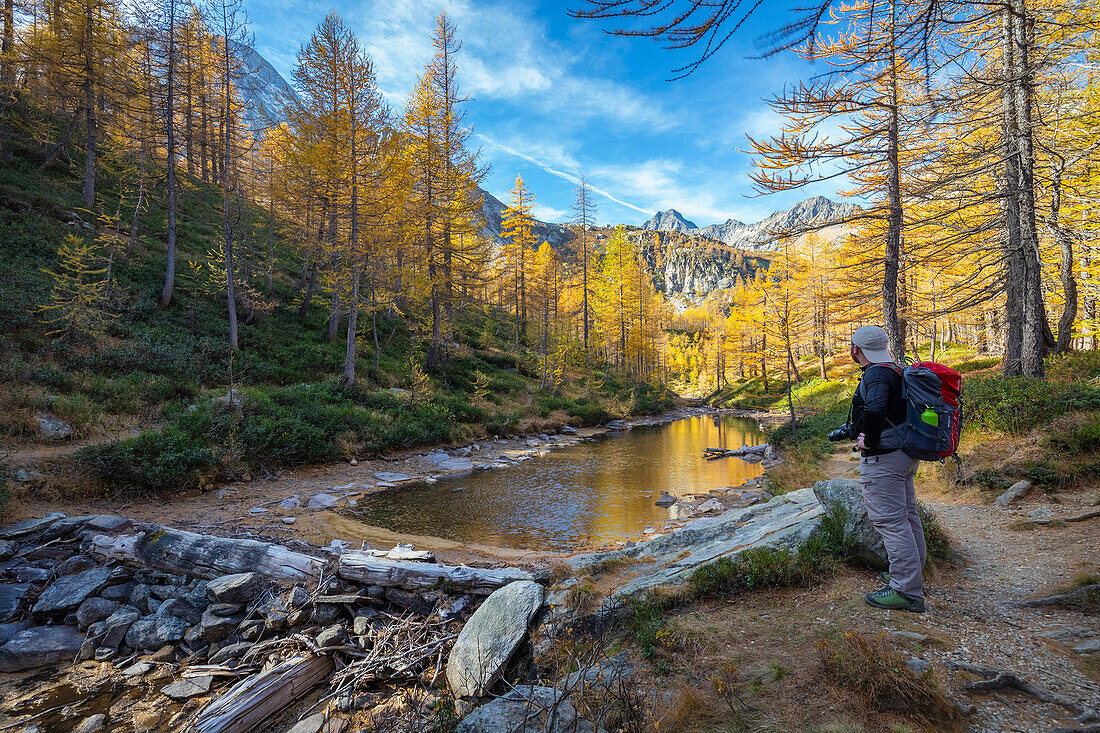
[668,502,694,520]
[129,583,152,611]
[157,597,205,625]
[162,675,214,700]
[0,540,16,560]
[457,686,603,733]
[288,713,327,733]
[0,583,31,622]
[35,412,72,440]
[55,555,97,577]
[313,604,339,626]
[560,426,578,435]
[1037,626,1096,642]
[447,580,544,698]
[207,602,244,616]
[0,514,64,539]
[32,566,113,616]
[307,493,340,509]
[93,646,116,661]
[73,714,106,733]
[0,620,33,645]
[1074,639,1100,655]
[102,582,134,602]
[125,614,191,651]
[374,472,411,483]
[655,492,677,508]
[239,619,265,641]
[1027,507,1053,520]
[696,498,724,514]
[101,606,141,648]
[209,641,252,665]
[85,515,133,534]
[199,607,243,642]
[558,651,635,690]
[890,630,929,644]
[316,624,349,648]
[206,573,264,604]
[812,479,888,568]
[438,457,475,472]
[122,660,155,677]
[15,566,52,583]
[905,658,932,674]
[994,480,1032,507]
[0,625,84,671]
[76,597,119,629]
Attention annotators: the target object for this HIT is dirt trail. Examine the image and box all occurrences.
[827,450,1100,732]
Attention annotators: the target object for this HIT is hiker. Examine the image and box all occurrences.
[849,325,926,613]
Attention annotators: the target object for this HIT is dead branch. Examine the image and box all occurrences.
[947,661,1099,722]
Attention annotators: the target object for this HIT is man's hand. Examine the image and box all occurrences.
[856,432,868,451]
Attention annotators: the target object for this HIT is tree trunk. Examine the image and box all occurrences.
[160,0,178,308]
[881,2,906,364]
[80,1,97,208]
[343,268,360,387]
[1051,165,1077,353]
[1001,4,1025,376]
[1,0,14,89]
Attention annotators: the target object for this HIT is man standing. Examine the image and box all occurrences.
[849,325,926,613]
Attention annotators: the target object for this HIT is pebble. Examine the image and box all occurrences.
[281,517,296,524]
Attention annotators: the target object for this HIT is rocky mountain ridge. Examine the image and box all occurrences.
[645,195,857,252]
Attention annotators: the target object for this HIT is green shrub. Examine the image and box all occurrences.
[917,502,954,565]
[952,357,1001,374]
[688,541,836,598]
[965,375,1070,434]
[1046,413,1100,454]
[78,427,217,491]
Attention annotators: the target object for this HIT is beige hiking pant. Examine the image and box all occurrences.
[859,449,925,600]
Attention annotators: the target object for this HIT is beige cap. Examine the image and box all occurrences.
[851,325,894,364]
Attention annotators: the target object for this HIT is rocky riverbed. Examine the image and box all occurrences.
[0,455,853,733]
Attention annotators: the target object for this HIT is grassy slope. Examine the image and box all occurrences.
[0,104,673,496]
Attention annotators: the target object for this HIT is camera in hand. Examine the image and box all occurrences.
[827,423,854,442]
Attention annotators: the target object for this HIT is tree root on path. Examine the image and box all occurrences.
[946,661,1099,723]
[1016,584,1100,612]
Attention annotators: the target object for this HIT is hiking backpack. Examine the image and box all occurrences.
[897,361,963,461]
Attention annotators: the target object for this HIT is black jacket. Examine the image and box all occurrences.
[852,362,906,455]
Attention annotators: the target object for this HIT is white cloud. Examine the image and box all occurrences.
[532,204,567,222]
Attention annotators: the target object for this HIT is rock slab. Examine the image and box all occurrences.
[457,686,602,733]
[994,480,1031,507]
[447,580,544,698]
[206,572,264,604]
[0,583,31,622]
[0,625,84,671]
[32,566,113,616]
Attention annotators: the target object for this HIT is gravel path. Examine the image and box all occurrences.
[910,499,1098,732]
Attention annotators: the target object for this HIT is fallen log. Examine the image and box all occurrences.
[88,525,325,581]
[337,552,534,594]
[191,653,334,733]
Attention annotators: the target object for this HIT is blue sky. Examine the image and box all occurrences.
[246,0,843,227]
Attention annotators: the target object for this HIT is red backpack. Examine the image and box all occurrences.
[898,361,962,460]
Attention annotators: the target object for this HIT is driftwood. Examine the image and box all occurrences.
[947,661,1099,722]
[88,525,324,581]
[1016,584,1100,612]
[337,552,533,594]
[190,654,334,733]
[703,444,768,460]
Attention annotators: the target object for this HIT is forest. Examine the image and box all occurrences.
[1,0,1099,493]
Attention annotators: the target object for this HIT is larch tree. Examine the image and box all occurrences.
[571,177,597,355]
[501,174,538,347]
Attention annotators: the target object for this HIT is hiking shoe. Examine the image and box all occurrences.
[879,571,891,585]
[864,587,925,613]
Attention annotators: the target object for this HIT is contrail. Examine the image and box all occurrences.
[478,134,650,215]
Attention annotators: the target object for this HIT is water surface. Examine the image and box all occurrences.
[348,415,765,552]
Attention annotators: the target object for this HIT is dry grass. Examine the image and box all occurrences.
[817,629,960,731]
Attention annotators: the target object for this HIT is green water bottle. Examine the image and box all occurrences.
[921,407,939,427]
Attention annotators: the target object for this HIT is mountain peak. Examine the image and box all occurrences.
[643,209,698,234]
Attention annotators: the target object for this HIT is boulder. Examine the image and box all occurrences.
[206,573,264,604]
[0,540,15,559]
[446,580,544,698]
[32,566,113,616]
[86,515,133,534]
[812,479,888,568]
[125,614,191,651]
[0,625,84,671]
[0,514,64,539]
[457,686,603,733]
[76,597,119,629]
[994,480,1032,507]
[316,624,349,648]
[35,412,72,440]
[0,583,31,622]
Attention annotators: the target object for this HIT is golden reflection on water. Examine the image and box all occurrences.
[346,415,766,552]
